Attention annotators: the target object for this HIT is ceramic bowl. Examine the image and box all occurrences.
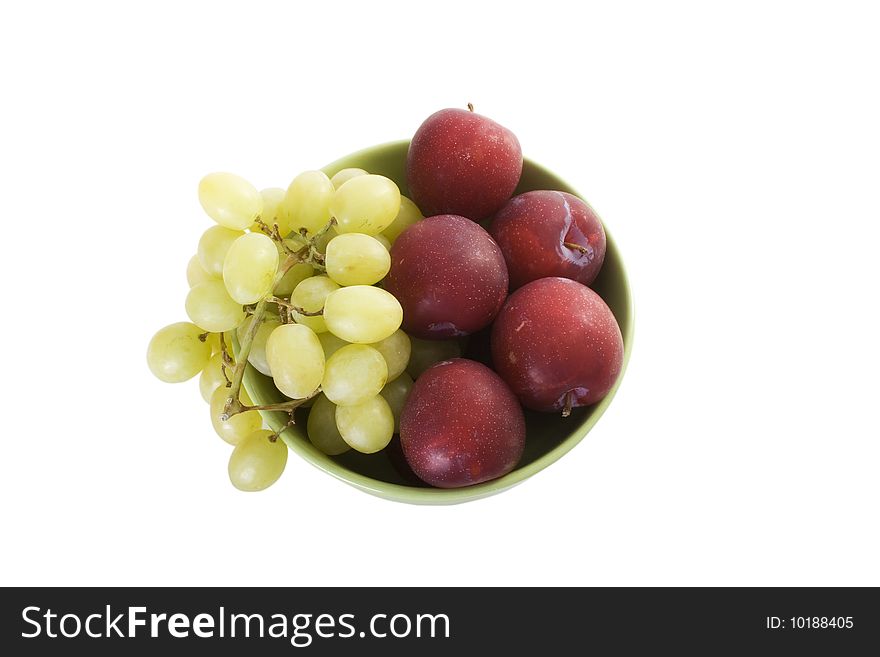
[242,140,634,504]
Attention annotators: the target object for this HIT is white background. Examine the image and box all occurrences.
[1,1,878,587]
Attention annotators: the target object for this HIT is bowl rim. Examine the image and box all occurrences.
[243,140,634,504]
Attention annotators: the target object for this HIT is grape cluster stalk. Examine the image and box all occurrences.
[218,220,335,431]
[148,167,429,492]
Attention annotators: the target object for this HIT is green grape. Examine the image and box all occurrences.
[198,225,243,277]
[281,227,335,254]
[281,237,303,254]
[281,170,334,235]
[290,275,339,333]
[284,226,339,253]
[185,280,246,333]
[369,329,411,382]
[382,195,424,244]
[322,344,387,407]
[222,232,279,304]
[318,331,348,360]
[252,187,288,235]
[406,335,462,379]
[147,322,212,383]
[373,234,392,251]
[379,372,413,433]
[198,172,263,231]
[236,314,282,377]
[325,233,391,286]
[274,260,313,298]
[199,352,231,403]
[306,394,350,456]
[323,285,402,343]
[210,386,262,445]
[335,395,394,454]
[187,254,217,288]
[265,323,324,399]
[331,175,401,235]
[313,226,337,253]
[228,429,288,491]
[330,167,367,189]
[205,332,222,354]
[222,330,238,349]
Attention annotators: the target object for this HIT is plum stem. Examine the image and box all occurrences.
[563,241,590,254]
[467,102,474,112]
[562,391,574,418]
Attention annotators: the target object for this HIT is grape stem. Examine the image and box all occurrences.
[218,332,233,385]
[255,218,295,254]
[310,216,337,243]
[309,249,326,270]
[222,217,338,420]
[219,389,319,423]
[266,296,295,309]
[223,297,268,418]
[269,416,297,442]
[265,296,324,317]
[288,217,336,248]
[278,244,311,277]
[303,218,336,270]
[294,306,323,317]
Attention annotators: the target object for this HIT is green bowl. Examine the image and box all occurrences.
[241,140,634,504]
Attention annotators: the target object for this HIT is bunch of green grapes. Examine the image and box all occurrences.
[148,165,460,492]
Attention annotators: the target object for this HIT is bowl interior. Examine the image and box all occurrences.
[240,140,633,504]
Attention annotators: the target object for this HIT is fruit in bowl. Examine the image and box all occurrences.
[491,277,624,414]
[146,106,633,504]
[400,359,525,488]
[406,106,522,221]
[383,214,508,338]
[489,190,607,290]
